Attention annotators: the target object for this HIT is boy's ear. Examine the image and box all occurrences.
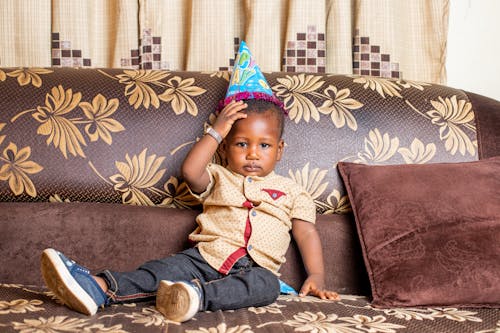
[276,139,284,161]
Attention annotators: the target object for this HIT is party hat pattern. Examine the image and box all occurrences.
[219,41,285,113]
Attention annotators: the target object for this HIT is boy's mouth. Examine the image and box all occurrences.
[243,164,261,172]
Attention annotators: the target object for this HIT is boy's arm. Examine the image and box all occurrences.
[292,218,340,300]
[181,100,247,193]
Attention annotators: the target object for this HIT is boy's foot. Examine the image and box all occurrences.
[41,248,107,315]
[156,280,202,322]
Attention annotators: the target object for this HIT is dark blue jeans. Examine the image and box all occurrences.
[98,247,280,311]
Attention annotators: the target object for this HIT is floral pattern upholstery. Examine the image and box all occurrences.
[1,284,499,333]
[0,68,479,212]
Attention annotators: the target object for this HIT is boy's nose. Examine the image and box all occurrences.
[247,147,259,159]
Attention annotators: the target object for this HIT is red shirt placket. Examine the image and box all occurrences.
[218,199,254,274]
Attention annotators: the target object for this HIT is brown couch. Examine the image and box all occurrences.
[0,68,498,332]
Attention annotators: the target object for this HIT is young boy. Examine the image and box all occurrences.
[40,41,339,323]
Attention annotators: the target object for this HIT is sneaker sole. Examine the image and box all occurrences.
[156,280,198,322]
[41,249,98,315]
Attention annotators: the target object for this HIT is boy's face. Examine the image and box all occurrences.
[222,110,284,177]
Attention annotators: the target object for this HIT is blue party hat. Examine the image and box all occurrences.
[219,41,285,113]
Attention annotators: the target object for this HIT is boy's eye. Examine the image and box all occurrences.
[236,142,247,147]
[260,143,270,148]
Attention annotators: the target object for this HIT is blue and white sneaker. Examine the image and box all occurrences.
[156,280,202,322]
[41,248,107,315]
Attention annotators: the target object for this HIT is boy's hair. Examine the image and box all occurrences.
[244,99,285,138]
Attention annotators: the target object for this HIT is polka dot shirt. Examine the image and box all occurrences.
[189,163,316,275]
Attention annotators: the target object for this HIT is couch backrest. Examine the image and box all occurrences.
[0,68,498,212]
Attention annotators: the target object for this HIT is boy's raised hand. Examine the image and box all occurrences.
[212,100,248,139]
[181,100,247,194]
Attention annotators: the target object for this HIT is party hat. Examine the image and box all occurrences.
[219,41,285,113]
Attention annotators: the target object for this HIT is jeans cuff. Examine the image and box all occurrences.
[96,270,118,305]
[191,279,205,311]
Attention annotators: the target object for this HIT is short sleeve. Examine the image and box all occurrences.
[187,164,217,202]
[290,190,316,223]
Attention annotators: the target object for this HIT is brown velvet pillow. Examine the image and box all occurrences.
[338,157,500,308]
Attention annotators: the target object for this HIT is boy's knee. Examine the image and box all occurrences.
[256,268,280,301]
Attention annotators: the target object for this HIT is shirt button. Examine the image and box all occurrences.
[248,245,253,251]
[247,177,252,182]
[251,211,257,216]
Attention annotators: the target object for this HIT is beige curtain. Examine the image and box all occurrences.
[0,0,52,66]
[0,0,449,83]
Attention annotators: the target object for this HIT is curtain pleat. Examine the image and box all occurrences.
[244,0,287,71]
[0,0,51,67]
[185,0,241,71]
[138,0,189,70]
[353,0,449,82]
[0,0,449,83]
[52,0,138,68]
[326,0,355,74]
[280,0,327,73]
